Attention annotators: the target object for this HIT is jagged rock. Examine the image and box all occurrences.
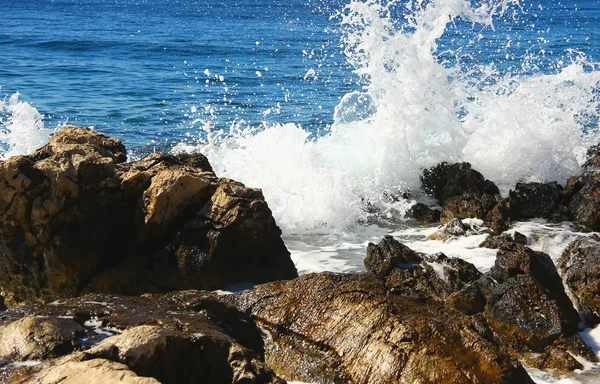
[480,232,527,249]
[0,291,284,384]
[420,162,499,205]
[225,272,533,384]
[564,146,600,231]
[557,235,600,326]
[530,334,599,372]
[485,275,578,352]
[405,202,441,223]
[0,317,84,361]
[508,182,563,220]
[440,193,498,224]
[365,235,421,277]
[428,218,485,241]
[0,127,297,306]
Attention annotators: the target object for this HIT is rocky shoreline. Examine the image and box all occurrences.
[1,127,600,383]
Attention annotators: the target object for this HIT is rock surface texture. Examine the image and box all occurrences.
[0,127,297,306]
[0,291,284,384]
[564,144,600,230]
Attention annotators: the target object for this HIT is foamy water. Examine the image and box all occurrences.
[1,1,600,382]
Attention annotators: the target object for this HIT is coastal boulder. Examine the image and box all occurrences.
[508,182,563,220]
[557,235,600,326]
[0,127,297,306]
[364,235,421,276]
[565,145,600,230]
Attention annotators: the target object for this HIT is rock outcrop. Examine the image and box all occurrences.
[0,291,284,384]
[0,127,297,306]
[225,272,533,384]
[507,182,563,221]
[564,145,600,231]
[557,235,600,326]
[420,162,509,232]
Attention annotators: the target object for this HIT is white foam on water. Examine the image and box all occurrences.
[177,0,600,236]
[0,93,54,159]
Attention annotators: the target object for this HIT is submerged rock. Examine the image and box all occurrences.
[0,127,297,306]
[0,291,284,384]
[557,235,600,326]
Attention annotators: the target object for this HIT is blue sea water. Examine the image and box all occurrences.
[1,0,598,148]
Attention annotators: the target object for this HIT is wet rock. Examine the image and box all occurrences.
[10,358,161,384]
[421,162,500,205]
[0,127,296,306]
[428,218,485,241]
[0,291,284,384]
[565,146,600,231]
[531,334,599,372]
[508,182,563,220]
[0,317,85,361]
[405,202,441,224]
[0,296,5,311]
[365,235,421,277]
[226,272,533,384]
[448,283,487,315]
[480,232,528,249]
[440,193,498,224]
[485,275,579,352]
[557,235,600,326]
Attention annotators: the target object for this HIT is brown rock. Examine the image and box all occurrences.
[226,273,533,384]
[0,317,84,361]
[0,291,284,384]
[557,235,600,326]
[0,127,296,306]
[365,235,421,277]
[508,182,563,220]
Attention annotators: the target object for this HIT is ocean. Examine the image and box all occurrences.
[1,0,600,382]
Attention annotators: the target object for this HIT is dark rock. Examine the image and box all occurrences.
[487,198,512,233]
[0,127,297,306]
[226,272,533,384]
[448,284,487,315]
[564,146,600,231]
[365,236,421,277]
[531,334,599,372]
[428,218,483,241]
[440,193,498,224]
[508,182,563,220]
[405,203,441,224]
[480,232,527,250]
[0,296,5,312]
[557,236,600,326]
[421,162,499,205]
[485,275,579,352]
[0,291,284,384]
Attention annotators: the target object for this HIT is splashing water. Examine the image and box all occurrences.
[0,93,53,159]
[176,0,600,235]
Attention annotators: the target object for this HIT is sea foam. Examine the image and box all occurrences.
[175,0,600,234]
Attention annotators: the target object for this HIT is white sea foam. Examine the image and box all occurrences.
[176,0,600,235]
[0,93,54,159]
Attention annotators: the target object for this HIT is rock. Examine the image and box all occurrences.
[0,127,297,306]
[440,193,498,224]
[531,334,599,372]
[485,276,579,352]
[0,291,284,384]
[365,235,421,277]
[0,317,85,361]
[480,232,527,249]
[225,272,533,384]
[428,218,485,241]
[557,235,600,326]
[10,358,161,384]
[0,296,5,311]
[405,202,441,224]
[508,182,563,220]
[420,162,499,205]
[564,146,600,231]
